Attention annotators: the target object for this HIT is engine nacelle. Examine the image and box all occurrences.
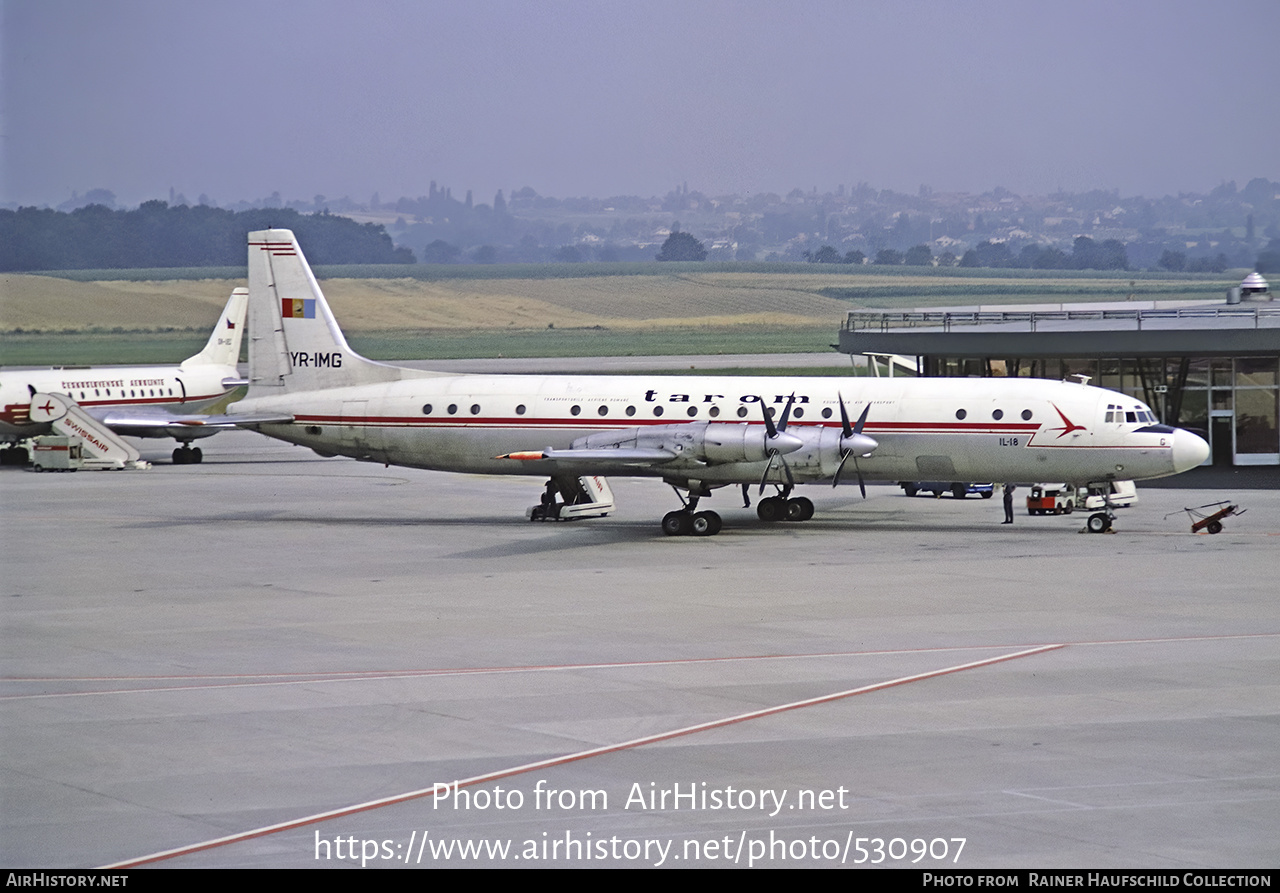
[572,422,801,465]
[765,426,880,476]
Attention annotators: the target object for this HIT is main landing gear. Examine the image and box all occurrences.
[662,485,817,536]
[755,486,814,523]
[662,485,722,537]
[172,445,203,465]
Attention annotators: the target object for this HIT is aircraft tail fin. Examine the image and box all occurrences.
[246,229,403,394]
[181,288,247,369]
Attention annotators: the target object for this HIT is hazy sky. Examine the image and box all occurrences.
[3,0,1278,208]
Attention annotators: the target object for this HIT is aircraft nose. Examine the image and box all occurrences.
[1172,429,1210,473]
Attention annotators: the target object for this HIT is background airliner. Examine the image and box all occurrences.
[231,230,1210,535]
[1,290,248,465]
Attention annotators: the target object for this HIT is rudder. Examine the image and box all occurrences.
[246,229,402,394]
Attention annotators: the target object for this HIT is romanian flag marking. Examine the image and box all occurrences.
[282,298,316,319]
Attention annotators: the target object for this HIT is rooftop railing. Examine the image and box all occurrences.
[843,305,1280,333]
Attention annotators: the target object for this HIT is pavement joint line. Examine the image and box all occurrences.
[101,642,1063,868]
[7,633,1277,702]
[7,633,1275,703]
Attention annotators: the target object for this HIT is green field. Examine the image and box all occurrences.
[2,264,1238,366]
[0,325,839,366]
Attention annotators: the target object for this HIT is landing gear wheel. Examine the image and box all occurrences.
[952,484,967,499]
[1087,512,1111,533]
[1206,520,1223,534]
[691,511,722,536]
[904,484,918,497]
[757,496,784,523]
[191,447,203,463]
[662,510,693,536]
[173,447,186,465]
[785,496,814,521]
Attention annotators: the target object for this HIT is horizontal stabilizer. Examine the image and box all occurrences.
[97,409,295,435]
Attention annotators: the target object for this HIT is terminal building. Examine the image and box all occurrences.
[838,272,1280,467]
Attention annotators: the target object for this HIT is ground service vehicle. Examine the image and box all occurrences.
[1026,484,1075,515]
[1076,480,1138,510]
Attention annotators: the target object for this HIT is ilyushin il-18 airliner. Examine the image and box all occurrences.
[230,230,1209,536]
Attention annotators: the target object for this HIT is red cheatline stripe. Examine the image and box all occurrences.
[101,643,1061,868]
[290,414,1043,433]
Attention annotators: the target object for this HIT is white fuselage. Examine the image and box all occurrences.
[235,372,1197,487]
[0,363,238,441]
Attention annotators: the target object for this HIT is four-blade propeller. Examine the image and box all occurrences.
[833,393,878,497]
[757,393,802,494]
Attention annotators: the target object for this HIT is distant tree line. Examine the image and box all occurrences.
[0,202,416,271]
[802,236,1132,271]
[959,236,1129,270]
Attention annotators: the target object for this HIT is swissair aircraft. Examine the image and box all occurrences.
[0,290,249,465]
[231,229,1210,536]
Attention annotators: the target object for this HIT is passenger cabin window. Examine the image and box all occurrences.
[653,406,664,417]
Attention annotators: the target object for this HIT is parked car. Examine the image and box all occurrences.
[899,481,995,499]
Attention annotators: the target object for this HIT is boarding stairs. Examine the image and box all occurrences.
[28,393,149,470]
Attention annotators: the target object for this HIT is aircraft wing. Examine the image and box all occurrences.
[97,409,295,437]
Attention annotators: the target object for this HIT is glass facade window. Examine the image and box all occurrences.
[1236,357,1279,388]
[1178,390,1208,434]
[1183,358,1210,389]
[1235,389,1279,454]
